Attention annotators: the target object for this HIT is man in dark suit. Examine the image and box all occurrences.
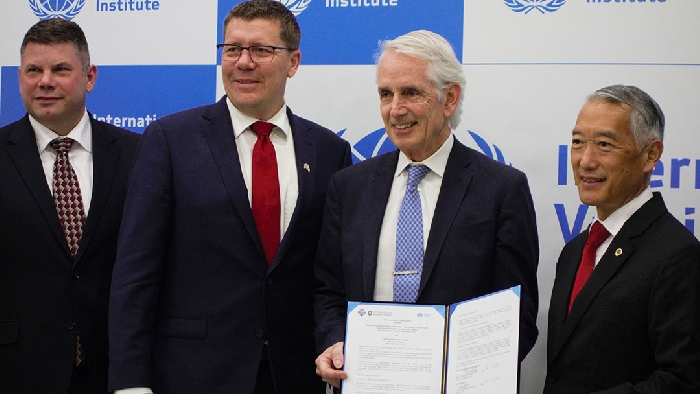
[108,1,351,393]
[0,18,139,393]
[314,30,539,388]
[545,85,700,393]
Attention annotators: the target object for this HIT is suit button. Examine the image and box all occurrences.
[66,321,76,330]
[72,270,80,279]
[255,328,264,338]
[266,278,273,286]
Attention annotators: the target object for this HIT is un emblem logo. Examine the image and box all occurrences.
[29,0,86,20]
[277,0,312,16]
[504,0,566,14]
[348,128,512,166]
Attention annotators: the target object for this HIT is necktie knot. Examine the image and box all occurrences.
[406,164,430,191]
[50,138,75,154]
[251,121,274,138]
[586,221,610,248]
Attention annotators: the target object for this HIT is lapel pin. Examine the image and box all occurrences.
[303,163,310,173]
[615,248,623,256]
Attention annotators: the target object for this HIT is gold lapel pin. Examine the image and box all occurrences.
[303,163,310,173]
[615,248,623,256]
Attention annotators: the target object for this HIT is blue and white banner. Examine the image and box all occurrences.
[218,0,463,65]
[1,1,699,393]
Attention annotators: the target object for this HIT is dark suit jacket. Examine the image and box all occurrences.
[545,192,700,394]
[0,114,139,393]
[314,138,539,361]
[108,98,352,394]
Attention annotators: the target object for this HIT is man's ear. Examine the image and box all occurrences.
[643,139,663,173]
[287,50,301,79]
[442,82,461,118]
[86,64,97,93]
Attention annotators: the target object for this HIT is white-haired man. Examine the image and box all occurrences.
[313,29,540,388]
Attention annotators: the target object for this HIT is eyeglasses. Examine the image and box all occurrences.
[216,44,296,63]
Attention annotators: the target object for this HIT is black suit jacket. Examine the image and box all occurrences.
[108,98,352,394]
[314,138,540,361]
[545,192,700,394]
[0,114,139,393]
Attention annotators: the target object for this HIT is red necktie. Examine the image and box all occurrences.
[568,221,610,314]
[251,121,280,265]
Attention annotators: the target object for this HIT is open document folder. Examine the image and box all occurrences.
[342,286,520,394]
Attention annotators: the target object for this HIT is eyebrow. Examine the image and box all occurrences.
[377,85,425,92]
[571,130,617,139]
[52,62,73,68]
[23,61,73,68]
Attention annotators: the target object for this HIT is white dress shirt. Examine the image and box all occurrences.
[592,187,653,267]
[31,111,93,214]
[374,134,454,301]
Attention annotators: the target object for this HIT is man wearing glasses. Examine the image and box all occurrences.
[108,1,351,393]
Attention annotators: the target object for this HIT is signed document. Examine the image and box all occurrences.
[342,286,520,394]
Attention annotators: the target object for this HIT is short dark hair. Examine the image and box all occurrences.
[21,18,91,73]
[223,0,301,50]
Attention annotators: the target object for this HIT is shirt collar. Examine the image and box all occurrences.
[598,187,653,236]
[30,110,92,154]
[226,98,290,139]
[394,133,454,178]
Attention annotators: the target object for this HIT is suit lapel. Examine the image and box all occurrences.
[547,233,586,361]
[202,99,264,260]
[362,152,397,299]
[75,118,120,266]
[549,193,667,362]
[6,116,70,258]
[419,140,474,297]
[271,109,316,270]
[552,237,636,361]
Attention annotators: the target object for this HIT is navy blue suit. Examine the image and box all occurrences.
[0,115,139,393]
[314,138,539,361]
[108,98,351,394]
[545,193,700,393]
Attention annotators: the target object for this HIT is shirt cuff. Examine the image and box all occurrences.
[114,388,154,394]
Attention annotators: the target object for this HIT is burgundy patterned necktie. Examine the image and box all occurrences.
[50,138,86,366]
[250,121,280,265]
[568,221,610,314]
[51,138,86,258]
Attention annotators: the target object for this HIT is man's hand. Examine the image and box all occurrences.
[315,341,347,388]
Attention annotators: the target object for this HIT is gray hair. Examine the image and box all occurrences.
[376,30,466,130]
[588,84,665,150]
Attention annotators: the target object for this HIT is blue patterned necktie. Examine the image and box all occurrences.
[393,164,431,303]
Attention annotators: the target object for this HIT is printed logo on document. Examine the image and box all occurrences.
[29,0,85,20]
[504,0,566,14]
[277,0,312,16]
[357,308,367,317]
